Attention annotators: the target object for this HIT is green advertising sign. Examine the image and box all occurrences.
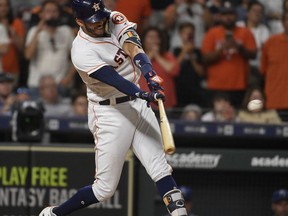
[0,144,134,216]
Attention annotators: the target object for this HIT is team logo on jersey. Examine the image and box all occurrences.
[112,13,126,24]
[92,2,101,11]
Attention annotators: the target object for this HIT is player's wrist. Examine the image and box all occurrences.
[133,53,153,76]
[144,70,157,81]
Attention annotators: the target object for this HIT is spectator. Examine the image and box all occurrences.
[271,189,288,216]
[103,0,116,10]
[260,11,288,117]
[204,0,222,30]
[180,104,202,121]
[14,87,31,103]
[173,22,204,107]
[163,0,205,49]
[236,0,251,22]
[28,0,78,32]
[115,0,151,34]
[238,86,282,124]
[0,0,26,85]
[24,0,76,94]
[284,0,288,11]
[237,1,270,87]
[149,0,173,29]
[0,23,9,72]
[139,26,180,109]
[0,73,14,114]
[258,0,284,35]
[37,75,71,117]
[67,91,88,117]
[201,93,237,122]
[10,87,32,114]
[201,1,257,108]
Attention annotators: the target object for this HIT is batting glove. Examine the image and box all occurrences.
[136,91,165,107]
[144,71,164,92]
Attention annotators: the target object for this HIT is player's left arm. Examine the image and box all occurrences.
[109,12,163,92]
[121,29,164,93]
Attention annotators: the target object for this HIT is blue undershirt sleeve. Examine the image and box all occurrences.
[89,65,143,96]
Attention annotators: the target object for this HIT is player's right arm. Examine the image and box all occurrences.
[89,66,164,104]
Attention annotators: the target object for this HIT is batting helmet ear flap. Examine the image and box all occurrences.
[72,0,111,23]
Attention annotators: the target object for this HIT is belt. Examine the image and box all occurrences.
[99,96,135,105]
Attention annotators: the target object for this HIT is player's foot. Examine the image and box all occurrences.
[39,206,57,216]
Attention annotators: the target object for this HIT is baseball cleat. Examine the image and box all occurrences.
[39,206,57,216]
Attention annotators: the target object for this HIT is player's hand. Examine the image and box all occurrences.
[144,71,164,92]
[136,91,165,107]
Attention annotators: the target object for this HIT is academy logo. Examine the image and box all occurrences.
[112,13,126,24]
[251,155,288,167]
[166,151,221,169]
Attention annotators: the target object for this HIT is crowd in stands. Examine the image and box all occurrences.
[0,0,288,125]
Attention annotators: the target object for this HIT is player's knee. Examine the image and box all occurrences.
[163,189,187,216]
[92,182,117,201]
[102,187,116,200]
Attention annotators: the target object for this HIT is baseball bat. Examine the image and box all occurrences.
[158,99,176,155]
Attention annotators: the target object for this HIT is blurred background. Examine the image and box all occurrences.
[1,0,288,216]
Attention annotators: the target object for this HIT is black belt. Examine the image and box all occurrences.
[99,96,135,105]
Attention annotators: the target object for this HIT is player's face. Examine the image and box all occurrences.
[77,18,107,37]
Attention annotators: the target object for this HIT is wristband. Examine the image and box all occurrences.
[133,53,153,76]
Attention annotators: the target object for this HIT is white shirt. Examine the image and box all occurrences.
[169,2,204,49]
[25,25,75,87]
[258,0,284,34]
[71,11,141,103]
[237,21,270,67]
[0,24,10,72]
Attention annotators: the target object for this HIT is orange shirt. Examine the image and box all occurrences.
[2,18,26,74]
[201,26,256,90]
[115,0,151,33]
[138,52,180,109]
[261,33,288,109]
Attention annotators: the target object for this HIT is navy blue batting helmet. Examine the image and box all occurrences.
[71,0,111,23]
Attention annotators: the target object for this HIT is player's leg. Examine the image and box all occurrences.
[131,99,187,216]
[39,102,136,216]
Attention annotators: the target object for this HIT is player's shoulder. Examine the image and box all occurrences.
[109,11,128,25]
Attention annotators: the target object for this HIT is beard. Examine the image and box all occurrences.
[83,22,107,37]
[223,21,236,30]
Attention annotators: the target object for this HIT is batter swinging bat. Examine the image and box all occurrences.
[158,99,176,155]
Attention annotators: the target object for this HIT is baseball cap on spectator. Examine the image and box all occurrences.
[0,73,14,83]
[272,189,288,203]
[220,1,236,14]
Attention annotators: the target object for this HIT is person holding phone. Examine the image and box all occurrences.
[201,1,257,108]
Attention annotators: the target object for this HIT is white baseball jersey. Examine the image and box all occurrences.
[71,11,141,103]
[71,11,172,202]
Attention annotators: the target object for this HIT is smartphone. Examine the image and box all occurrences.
[225,31,233,40]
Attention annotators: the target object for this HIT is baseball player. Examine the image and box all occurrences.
[39,0,187,215]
